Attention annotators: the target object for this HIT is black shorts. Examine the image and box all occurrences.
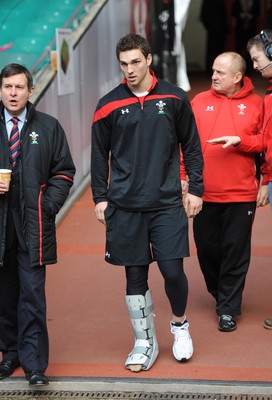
[104,205,189,266]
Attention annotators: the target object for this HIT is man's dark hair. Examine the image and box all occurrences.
[116,33,152,60]
[247,29,272,53]
[0,63,33,90]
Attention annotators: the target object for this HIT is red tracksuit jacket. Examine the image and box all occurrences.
[182,76,266,202]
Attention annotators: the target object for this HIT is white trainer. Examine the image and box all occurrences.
[170,321,193,362]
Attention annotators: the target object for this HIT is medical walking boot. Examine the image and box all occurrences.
[125,290,159,372]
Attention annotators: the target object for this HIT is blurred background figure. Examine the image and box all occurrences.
[200,0,229,75]
[231,0,260,74]
[173,0,191,92]
[149,0,191,91]
[150,0,176,83]
[266,0,272,27]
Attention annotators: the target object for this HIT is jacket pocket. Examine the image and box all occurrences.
[37,185,57,265]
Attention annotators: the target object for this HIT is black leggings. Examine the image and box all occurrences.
[125,259,188,317]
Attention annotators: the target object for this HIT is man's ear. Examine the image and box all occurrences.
[28,87,34,100]
[234,71,243,84]
[147,53,152,67]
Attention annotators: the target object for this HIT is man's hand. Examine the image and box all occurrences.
[183,193,203,218]
[257,185,269,207]
[207,136,241,148]
[181,180,188,196]
[94,201,108,225]
[0,180,8,195]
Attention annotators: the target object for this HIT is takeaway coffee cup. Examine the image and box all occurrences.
[0,169,12,191]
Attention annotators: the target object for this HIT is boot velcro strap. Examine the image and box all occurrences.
[131,328,154,340]
[127,304,153,319]
[129,345,150,357]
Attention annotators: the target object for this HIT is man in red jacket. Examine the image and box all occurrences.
[186,51,269,332]
[208,31,272,330]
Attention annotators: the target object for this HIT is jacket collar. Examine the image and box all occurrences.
[122,69,158,94]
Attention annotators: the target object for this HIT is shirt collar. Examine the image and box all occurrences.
[4,108,27,123]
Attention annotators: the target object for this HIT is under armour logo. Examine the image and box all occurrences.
[248,211,253,215]
[206,106,214,111]
[105,251,111,258]
[121,109,129,114]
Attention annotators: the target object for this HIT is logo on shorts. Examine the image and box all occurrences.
[105,251,111,258]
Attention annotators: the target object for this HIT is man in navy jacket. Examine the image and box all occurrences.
[0,63,75,386]
[91,33,203,372]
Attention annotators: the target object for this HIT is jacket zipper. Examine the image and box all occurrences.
[38,184,46,265]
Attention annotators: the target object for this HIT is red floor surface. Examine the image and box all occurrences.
[11,73,272,383]
[12,186,272,383]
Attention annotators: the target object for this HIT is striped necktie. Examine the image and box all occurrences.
[9,117,20,169]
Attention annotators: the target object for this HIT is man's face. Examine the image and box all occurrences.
[119,49,152,91]
[0,73,33,116]
[249,44,272,79]
[211,55,241,96]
